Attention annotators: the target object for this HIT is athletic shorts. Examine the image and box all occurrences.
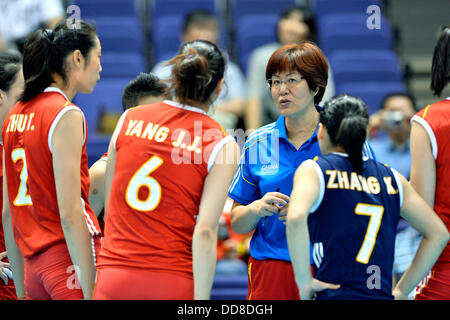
[93,267,193,300]
[414,262,450,300]
[246,256,300,300]
[25,237,101,300]
[0,281,17,300]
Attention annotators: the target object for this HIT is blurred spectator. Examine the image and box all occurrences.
[0,0,64,53]
[152,10,246,130]
[368,92,422,298]
[245,5,335,130]
[368,92,417,177]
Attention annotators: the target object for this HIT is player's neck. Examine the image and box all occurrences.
[285,106,319,138]
[173,97,209,113]
[49,75,76,101]
[327,145,346,154]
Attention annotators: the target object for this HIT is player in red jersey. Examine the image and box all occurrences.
[88,72,169,228]
[93,40,240,300]
[2,20,102,300]
[0,51,23,300]
[410,26,450,300]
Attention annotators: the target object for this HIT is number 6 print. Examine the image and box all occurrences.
[11,148,32,206]
[125,156,163,212]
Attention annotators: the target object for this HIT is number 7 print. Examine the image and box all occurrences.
[354,203,384,264]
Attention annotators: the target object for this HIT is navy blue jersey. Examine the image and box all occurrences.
[307,153,403,300]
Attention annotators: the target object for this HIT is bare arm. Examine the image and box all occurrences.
[2,151,26,299]
[52,110,96,300]
[103,112,127,222]
[230,190,290,234]
[287,161,340,300]
[230,200,261,234]
[88,158,107,218]
[286,162,319,300]
[193,139,240,300]
[103,141,117,223]
[393,173,449,299]
[409,121,436,207]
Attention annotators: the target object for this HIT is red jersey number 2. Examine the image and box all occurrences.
[11,148,33,206]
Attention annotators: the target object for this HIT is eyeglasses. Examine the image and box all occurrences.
[267,75,305,90]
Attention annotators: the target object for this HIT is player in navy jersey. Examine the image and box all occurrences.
[286,94,449,300]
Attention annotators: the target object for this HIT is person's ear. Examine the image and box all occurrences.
[311,86,319,97]
[70,49,84,69]
[0,90,5,106]
[216,78,224,95]
[317,122,325,140]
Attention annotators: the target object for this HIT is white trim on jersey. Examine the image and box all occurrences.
[90,235,97,266]
[44,87,70,101]
[163,100,208,115]
[363,141,373,160]
[48,106,86,153]
[414,270,433,297]
[313,242,324,269]
[411,115,438,159]
[228,153,245,193]
[303,159,325,213]
[245,123,276,143]
[81,198,100,236]
[112,109,129,152]
[333,150,372,161]
[80,198,99,268]
[331,152,348,157]
[390,168,404,208]
[207,135,235,172]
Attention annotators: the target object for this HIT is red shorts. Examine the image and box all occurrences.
[93,267,193,300]
[25,237,101,300]
[0,281,17,300]
[247,256,300,300]
[415,262,450,300]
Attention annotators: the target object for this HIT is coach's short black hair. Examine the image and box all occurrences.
[121,73,168,110]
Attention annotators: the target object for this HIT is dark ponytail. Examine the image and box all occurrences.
[0,50,21,92]
[21,19,97,102]
[335,116,367,172]
[167,40,226,105]
[21,29,54,101]
[320,94,369,172]
[431,25,450,97]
